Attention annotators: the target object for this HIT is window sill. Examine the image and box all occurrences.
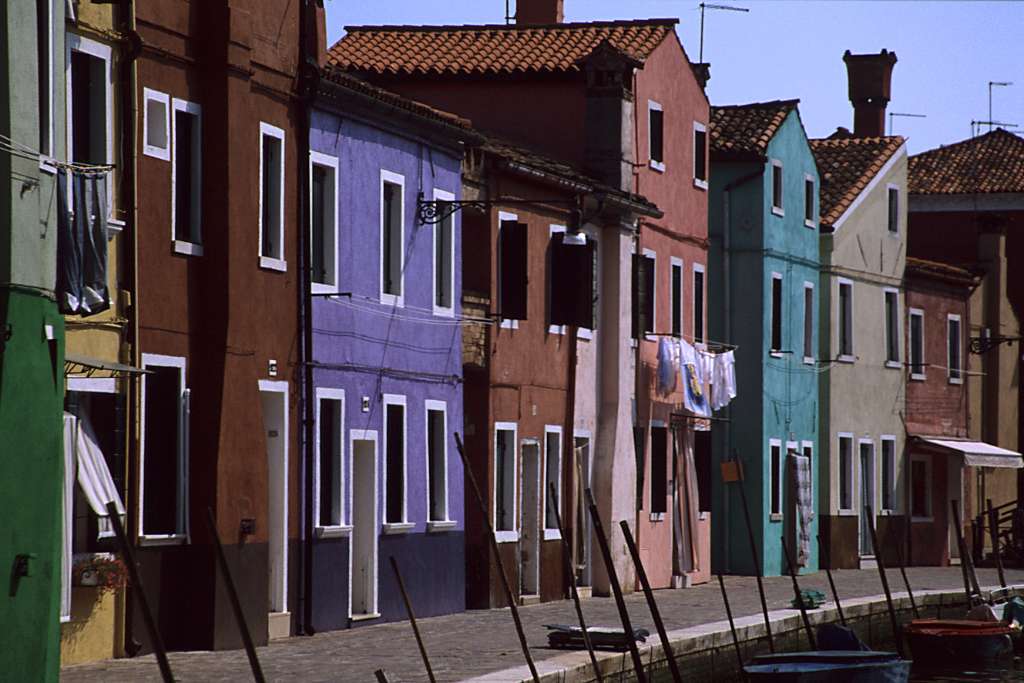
[911,516,934,524]
[804,219,816,229]
[769,351,784,358]
[259,256,287,272]
[315,525,352,539]
[693,178,708,191]
[382,522,415,535]
[500,319,519,330]
[649,512,666,522]
[769,513,783,522]
[173,240,203,257]
[40,157,57,175]
[143,146,170,161]
[910,373,926,381]
[543,529,562,541]
[107,218,126,234]
[948,377,964,385]
[311,283,338,296]
[548,324,566,336]
[803,356,815,365]
[630,338,639,349]
[427,520,457,532]
[381,293,404,308]
[880,509,895,516]
[577,328,594,341]
[494,530,519,543]
[350,612,382,622]
[885,360,902,369]
[771,207,785,217]
[649,160,665,173]
[138,534,187,547]
[837,509,858,517]
[433,305,455,318]
[837,355,856,364]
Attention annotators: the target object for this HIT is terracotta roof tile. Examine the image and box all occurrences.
[327,20,677,76]
[709,100,799,159]
[809,135,905,229]
[909,128,1024,195]
[905,256,977,287]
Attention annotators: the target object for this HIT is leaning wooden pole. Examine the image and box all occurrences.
[816,534,846,627]
[717,574,745,676]
[892,540,920,619]
[389,556,436,683]
[585,488,647,683]
[865,506,905,658]
[454,433,540,682]
[780,536,816,650]
[951,500,982,602]
[548,483,602,682]
[106,502,175,683]
[987,499,1007,588]
[730,454,775,652]
[205,508,266,683]
[620,520,683,683]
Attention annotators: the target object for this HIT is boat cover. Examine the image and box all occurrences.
[904,619,1013,636]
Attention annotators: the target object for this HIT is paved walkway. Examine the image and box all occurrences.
[61,567,1024,682]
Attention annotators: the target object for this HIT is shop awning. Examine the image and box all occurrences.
[65,353,152,378]
[917,437,1023,469]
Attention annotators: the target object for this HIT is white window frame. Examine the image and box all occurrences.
[770,159,784,216]
[883,287,901,368]
[493,422,519,543]
[804,173,816,228]
[309,150,340,294]
[648,100,665,172]
[837,278,855,362]
[379,169,406,307]
[880,435,897,514]
[424,399,455,530]
[770,271,784,357]
[66,34,114,213]
[693,262,706,344]
[138,353,189,545]
[838,432,856,515]
[548,224,567,335]
[498,211,520,330]
[886,183,900,235]
[258,121,287,272]
[670,256,684,338]
[643,247,657,340]
[143,87,171,161]
[314,388,348,537]
[170,98,203,256]
[432,188,456,317]
[381,393,411,533]
[802,281,815,364]
[692,121,707,189]
[947,313,963,385]
[38,0,56,171]
[801,440,814,504]
[909,307,926,380]
[769,438,783,520]
[910,453,933,522]
[542,425,563,540]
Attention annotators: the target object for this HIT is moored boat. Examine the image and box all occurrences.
[903,619,1013,663]
[743,650,910,682]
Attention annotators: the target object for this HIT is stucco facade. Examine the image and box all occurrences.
[816,143,908,569]
[709,105,820,577]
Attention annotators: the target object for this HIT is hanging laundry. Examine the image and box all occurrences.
[656,337,679,397]
[711,350,738,410]
[790,450,813,566]
[679,339,710,417]
[57,169,110,316]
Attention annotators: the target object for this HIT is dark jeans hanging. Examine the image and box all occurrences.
[57,169,109,315]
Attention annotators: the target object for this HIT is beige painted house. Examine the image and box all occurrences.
[812,134,909,569]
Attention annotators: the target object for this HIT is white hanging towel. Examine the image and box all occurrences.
[72,412,126,535]
[790,452,813,566]
[679,339,711,417]
[712,350,737,410]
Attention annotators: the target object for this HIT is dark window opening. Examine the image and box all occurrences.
[839,437,852,510]
[499,220,528,320]
[910,313,924,375]
[261,134,283,259]
[772,163,783,211]
[427,409,446,522]
[649,107,664,165]
[694,127,707,182]
[174,109,200,244]
[634,426,646,510]
[382,182,402,296]
[671,263,682,337]
[318,398,342,527]
[650,427,668,514]
[694,430,712,513]
[496,428,515,530]
[911,460,929,517]
[887,187,899,234]
[143,366,181,536]
[694,268,705,343]
[385,402,405,524]
[435,204,453,308]
[803,286,814,359]
[70,50,106,165]
[770,443,781,515]
[948,318,962,381]
[771,277,783,352]
[881,440,895,512]
[885,291,899,362]
[839,283,853,356]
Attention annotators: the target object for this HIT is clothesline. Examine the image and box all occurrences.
[645,331,739,351]
[0,134,114,172]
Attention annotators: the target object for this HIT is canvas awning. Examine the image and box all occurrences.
[65,353,152,378]
[916,436,1023,469]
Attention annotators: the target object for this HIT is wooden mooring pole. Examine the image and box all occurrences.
[892,540,920,619]
[729,453,775,652]
[620,520,682,683]
[780,536,815,650]
[585,489,647,683]
[389,556,436,683]
[951,500,982,604]
[987,499,1007,588]
[717,574,745,676]
[865,505,905,658]
[454,434,540,681]
[548,483,602,682]
[816,534,846,627]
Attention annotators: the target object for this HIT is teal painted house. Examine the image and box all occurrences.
[707,101,821,576]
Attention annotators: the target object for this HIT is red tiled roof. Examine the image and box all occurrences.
[905,257,977,287]
[327,19,677,76]
[909,128,1024,195]
[810,135,905,228]
[709,100,799,160]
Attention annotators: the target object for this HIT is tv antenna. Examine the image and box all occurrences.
[699,3,749,64]
[971,120,1018,138]
[989,81,1013,133]
[888,112,926,136]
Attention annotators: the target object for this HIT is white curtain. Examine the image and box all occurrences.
[74,413,126,535]
[61,414,76,622]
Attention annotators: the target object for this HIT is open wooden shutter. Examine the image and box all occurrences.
[551,234,595,329]
[499,220,528,320]
[632,253,654,337]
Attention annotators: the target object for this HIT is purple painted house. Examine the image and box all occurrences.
[307,70,475,631]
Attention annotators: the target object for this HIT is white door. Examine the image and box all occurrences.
[520,442,540,597]
[259,384,288,615]
[351,437,378,616]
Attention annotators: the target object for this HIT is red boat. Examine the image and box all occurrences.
[903,619,1013,663]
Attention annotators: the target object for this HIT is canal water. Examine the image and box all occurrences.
[912,658,1024,681]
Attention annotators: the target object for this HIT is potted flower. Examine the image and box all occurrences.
[72,555,129,596]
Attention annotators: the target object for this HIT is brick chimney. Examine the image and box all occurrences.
[516,0,564,25]
[843,49,897,138]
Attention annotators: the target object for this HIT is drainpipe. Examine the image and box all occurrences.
[296,0,317,636]
[721,167,762,573]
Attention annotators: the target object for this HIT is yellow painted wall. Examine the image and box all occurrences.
[59,588,124,666]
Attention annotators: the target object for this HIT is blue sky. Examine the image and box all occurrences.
[325,1,1023,155]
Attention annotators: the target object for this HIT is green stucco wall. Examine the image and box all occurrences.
[709,109,820,576]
